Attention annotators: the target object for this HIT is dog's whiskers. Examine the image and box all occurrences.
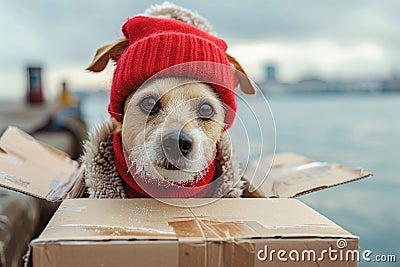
[127,161,135,173]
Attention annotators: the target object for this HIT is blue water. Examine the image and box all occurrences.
[268,94,399,267]
[81,92,399,266]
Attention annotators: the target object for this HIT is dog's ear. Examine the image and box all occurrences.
[226,53,257,95]
[86,38,129,72]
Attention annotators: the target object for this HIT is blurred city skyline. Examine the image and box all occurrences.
[0,0,399,98]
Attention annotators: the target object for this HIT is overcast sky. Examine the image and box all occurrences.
[1,0,399,98]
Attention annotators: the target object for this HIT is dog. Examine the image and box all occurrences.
[120,77,225,184]
[82,2,256,198]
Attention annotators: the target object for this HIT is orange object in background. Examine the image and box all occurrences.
[59,81,78,107]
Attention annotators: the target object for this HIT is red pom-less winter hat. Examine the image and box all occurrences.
[108,16,237,128]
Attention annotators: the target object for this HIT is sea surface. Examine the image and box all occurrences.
[81,92,399,266]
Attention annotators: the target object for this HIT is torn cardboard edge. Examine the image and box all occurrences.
[243,152,372,198]
[0,127,372,201]
[0,126,84,201]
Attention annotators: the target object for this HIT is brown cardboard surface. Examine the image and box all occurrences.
[31,198,358,267]
[0,127,82,201]
[34,198,355,241]
[31,238,359,267]
[32,241,180,267]
[245,152,372,197]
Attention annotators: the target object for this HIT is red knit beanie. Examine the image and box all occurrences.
[108,16,237,128]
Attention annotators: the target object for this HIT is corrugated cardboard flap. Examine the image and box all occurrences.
[0,127,82,201]
[245,152,372,197]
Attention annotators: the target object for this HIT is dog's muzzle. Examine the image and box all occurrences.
[162,131,192,169]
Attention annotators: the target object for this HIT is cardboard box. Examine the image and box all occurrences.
[0,127,371,266]
[31,198,359,267]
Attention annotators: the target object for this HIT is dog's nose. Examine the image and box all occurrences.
[163,131,193,157]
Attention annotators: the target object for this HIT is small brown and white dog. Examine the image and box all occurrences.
[82,3,256,198]
[121,77,226,184]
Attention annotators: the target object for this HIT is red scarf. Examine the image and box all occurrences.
[113,131,216,198]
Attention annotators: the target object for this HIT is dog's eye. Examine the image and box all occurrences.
[139,96,159,115]
[198,103,214,119]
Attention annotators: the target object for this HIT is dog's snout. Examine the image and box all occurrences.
[163,131,192,157]
[179,132,193,156]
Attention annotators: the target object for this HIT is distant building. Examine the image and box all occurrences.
[258,64,399,95]
[288,78,382,94]
[265,64,277,82]
[292,78,329,93]
[382,76,400,92]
